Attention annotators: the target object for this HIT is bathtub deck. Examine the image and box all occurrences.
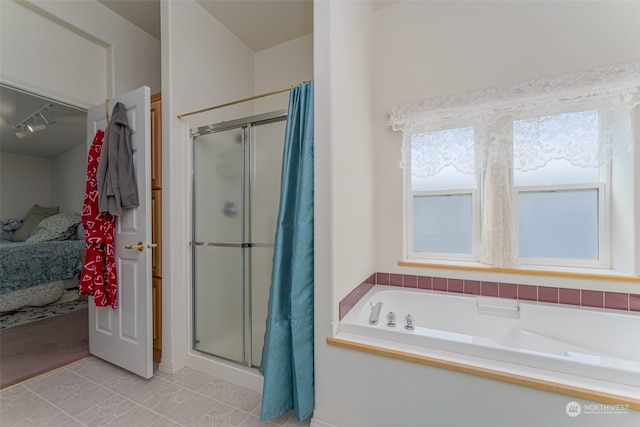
[327,333,640,410]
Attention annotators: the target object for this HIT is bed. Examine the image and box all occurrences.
[0,240,85,312]
[0,207,84,312]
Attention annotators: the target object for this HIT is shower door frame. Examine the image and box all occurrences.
[190,109,287,369]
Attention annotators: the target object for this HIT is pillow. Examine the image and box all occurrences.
[75,222,86,241]
[26,212,81,242]
[10,205,59,241]
[1,218,23,230]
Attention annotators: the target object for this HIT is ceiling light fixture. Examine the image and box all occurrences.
[12,103,55,139]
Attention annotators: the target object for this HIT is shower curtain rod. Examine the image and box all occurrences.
[177,81,309,119]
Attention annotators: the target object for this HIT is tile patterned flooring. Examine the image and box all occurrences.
[0,356,310,427]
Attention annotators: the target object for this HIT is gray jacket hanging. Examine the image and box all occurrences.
[97,102,139,216]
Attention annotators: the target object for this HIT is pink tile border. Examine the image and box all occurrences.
[433,277,447,292]
[481,281,498,297]
[417,276,432,290]
[404,275,418,289]
[605,292,628,310]
[390,273,403,287]
[339,272,640,320]
[559,288,580,306]
[376,272,390,286]
[538,286,559,303]
[517,285,537,301]
[582,290,604,308]
[464,280,481,295]
[499,283,517,299]
[448,279,464,293]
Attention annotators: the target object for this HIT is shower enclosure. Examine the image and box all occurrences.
[191,110,286,368]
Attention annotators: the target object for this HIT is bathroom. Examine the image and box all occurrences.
[170,1,639,425]
[2,1,637,426]
[309,1,639,426]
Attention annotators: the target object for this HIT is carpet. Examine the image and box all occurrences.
[1,297,87,329]
[0,308,89,389]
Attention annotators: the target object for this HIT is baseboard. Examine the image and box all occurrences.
[157,358,186,375]
[184,350,264,393]
[310,417,339,427]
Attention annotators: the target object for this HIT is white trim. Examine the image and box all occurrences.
[310,418,339,427]
[185,350,263,393]
[0,76,93,110]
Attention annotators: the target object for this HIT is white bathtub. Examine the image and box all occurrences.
[337,285,640,399]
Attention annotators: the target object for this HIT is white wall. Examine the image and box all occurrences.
[0,153,51,219]
[0,145,86,221]
[316,0,376,324]
[0,0,160,107]
[51,144,87,215]
[373,0,640,292]
[254,34,314,113]
[313,0,376,424]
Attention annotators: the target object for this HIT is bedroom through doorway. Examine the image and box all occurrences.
[0,84,89,388]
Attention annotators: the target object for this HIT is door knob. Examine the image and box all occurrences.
[125,242,146,251]
[125,242,157,251]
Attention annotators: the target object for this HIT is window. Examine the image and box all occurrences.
[406,108,611,268]
[513,109,607,268]
[390,62,638,273]
[517,188,601,261]
[408,126,477,259]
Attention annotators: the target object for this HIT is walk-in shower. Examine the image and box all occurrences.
[191,110,287,368]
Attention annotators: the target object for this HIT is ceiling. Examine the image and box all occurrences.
[0,86,87,159]
[98,0,399,50]
[98,0,315,52]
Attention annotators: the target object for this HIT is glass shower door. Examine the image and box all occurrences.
[192,127,246,364]
[248,120,286,367]
[192,111,286,368]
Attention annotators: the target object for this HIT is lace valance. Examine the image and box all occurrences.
[389,61,640,175]
[389,61,640,131]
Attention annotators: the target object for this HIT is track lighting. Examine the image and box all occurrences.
[12,103,55,139]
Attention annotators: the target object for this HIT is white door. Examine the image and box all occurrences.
[86,86,153,378]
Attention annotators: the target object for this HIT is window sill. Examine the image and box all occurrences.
[399,259,640,283]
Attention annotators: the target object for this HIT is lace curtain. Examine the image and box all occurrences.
[389,61,640,267]
[411,126,475,178]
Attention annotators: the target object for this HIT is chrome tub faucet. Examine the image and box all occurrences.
[369,302,383,325]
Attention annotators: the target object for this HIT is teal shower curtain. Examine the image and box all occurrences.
[260,81,314,422]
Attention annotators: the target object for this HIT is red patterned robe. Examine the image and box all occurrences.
[79,130,118,309]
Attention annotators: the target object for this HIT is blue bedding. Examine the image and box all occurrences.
[0,240,84,294]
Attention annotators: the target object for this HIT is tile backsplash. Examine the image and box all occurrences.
[339,272,640,320]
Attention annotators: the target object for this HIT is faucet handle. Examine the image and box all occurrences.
[405,314,415,330]
[387,311,396,327]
